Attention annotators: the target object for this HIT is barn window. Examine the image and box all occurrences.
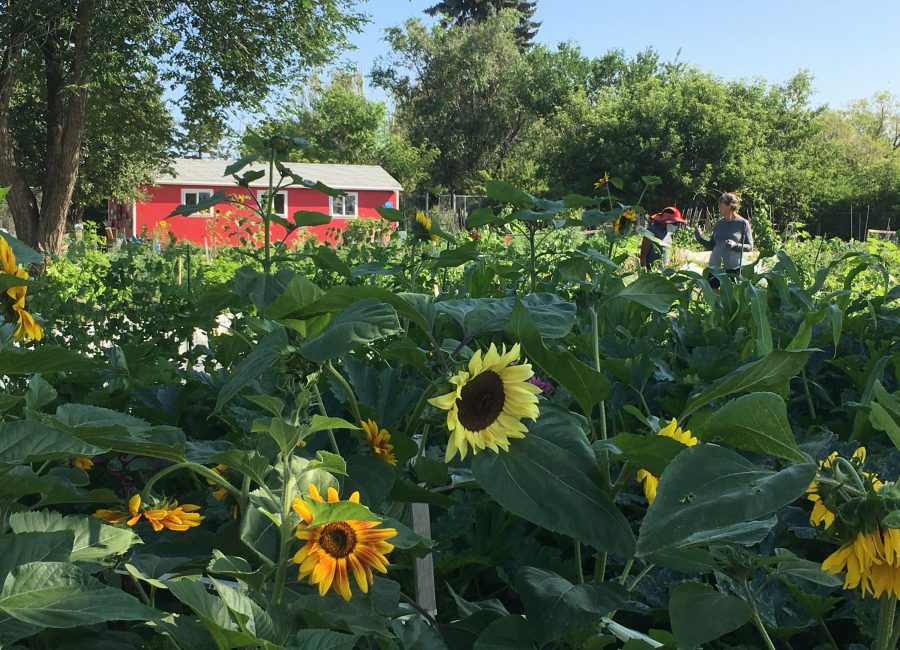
[330,192,358,218]
[181,189,214,216]
[257,190,287,217]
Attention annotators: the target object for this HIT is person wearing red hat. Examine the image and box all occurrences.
[640,206,685,270]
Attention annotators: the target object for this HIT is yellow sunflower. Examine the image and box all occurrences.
[823,525,900,599]
[72,456,94,471]
[636,418,698,504]
[93,494,202,532]
[807,447,882,529]
[414,211,439,243]
[361,419,397,466]
[594,172,610,190]
[613,208,637,236]
[292,484,397,601]
[0,238,43,342]
[428,343,541,462]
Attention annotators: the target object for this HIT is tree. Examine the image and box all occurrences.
[0,0,364,255]
[247,71,437,192]
[426,0,540,47]
[373,13,571,193]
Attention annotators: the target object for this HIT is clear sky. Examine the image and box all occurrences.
[342,0,900,108]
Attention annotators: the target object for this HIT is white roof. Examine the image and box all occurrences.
[156,158,403,191]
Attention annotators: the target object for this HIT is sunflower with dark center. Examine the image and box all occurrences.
[412,210,439,243]
[429,342,541,462]
[292,484,397,601]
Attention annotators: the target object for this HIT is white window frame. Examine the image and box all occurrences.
[329,192,358,218]
[257,190,288,218]
[181,188,214,217]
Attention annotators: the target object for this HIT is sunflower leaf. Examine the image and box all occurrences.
[305,500,382,526]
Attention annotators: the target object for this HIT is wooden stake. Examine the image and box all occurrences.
[411,502,437,616]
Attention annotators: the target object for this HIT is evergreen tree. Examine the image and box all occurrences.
[426,0,540,47]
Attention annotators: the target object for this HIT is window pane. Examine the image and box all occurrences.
[185,192,198,205]
[333,197,343,216]
[274,193,286,216]
[345,194,357,216]
[198,191,212,201]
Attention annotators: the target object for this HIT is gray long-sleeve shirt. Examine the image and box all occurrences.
[695,217,753,270]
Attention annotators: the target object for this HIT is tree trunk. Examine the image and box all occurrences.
[0,10,40,244]
[0,0,94,256]
[36,0,95,255]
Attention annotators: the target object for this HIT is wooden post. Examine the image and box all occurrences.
[411,502,437,616]
[176,257,183,286]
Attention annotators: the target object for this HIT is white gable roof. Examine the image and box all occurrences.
[156,158,403,191]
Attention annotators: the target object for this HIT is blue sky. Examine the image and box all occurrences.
[342,0,899,108]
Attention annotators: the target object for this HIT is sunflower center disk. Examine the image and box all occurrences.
[457,370,505,432]
[319,522,358,558]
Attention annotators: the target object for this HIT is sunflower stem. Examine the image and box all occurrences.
[271,451,295,606]
[593,551,607,583]
[574,541,585,583]
[141,462,241,503]
[311,385,341,455]
[325,361,361,425]
[817,618,839,650]
[877,595,897,650]
[405,379,441,441]
[743,580,777,650]
[618,559,634,586]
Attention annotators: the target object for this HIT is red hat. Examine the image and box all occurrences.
[653,206,684,224]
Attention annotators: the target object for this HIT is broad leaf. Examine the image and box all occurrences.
[0,347,103,374]
[293,210,332,227]
[301,299,402,362]
[669,582,750,647]
[473,615,534,650]
[516,567,627,645]
[698,392,807,462]
[605,274,680,313]
[636,444,815,556]
[9,510,139,563]
[0,562,159,628]
[485,180,534,208]
[0,531,74,583]
[214,328,288,414]
[472,406,635,556]
[0,421,105,464]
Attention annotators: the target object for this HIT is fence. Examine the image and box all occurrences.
[399,194,489,233]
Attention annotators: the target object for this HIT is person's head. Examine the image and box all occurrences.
[651,206,685,225]
[718,193,740,217]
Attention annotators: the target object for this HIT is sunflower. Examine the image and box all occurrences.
[93,494,203,532]
[593,172,610,190]
[0,237,42,342]
[292,485,397,601]
[636,418,698,504]
[807,447,882,529]
[413,211,438,243]
[361,419,397,466]
[72,456,94,471]
[823,525,900,598]
[428,343,541,462]
[613,208,637,236]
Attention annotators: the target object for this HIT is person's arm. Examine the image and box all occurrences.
[694,227,714,251]
[740,220,754,251]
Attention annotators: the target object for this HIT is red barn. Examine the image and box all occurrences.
[109,158,402,246]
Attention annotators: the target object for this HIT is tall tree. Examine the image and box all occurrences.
[0,0,364,255]
[247,71,437,192]
[426,0,540,47]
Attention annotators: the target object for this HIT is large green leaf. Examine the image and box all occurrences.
[296,286,432,334]
[0,562,159,628]
[605,432,688,476]
[265,275,324,320]
[472,406,635,556]
[635,444,815,556]
[680,349,811,419]
[301,299,402,362]
[0,421,106,464]
[0,531,74,583]
[669,582,750,647]
[505,300,609,415]
[697,392,807,462]
[214,328,288,414]
[437,293,576,340]
[291,629,359,650]
[9,510,139,563]
[473,614,534,650]
[747,284,773,356]
[305,499,381,526]
[0,273,33,292]
[165,577,258,649]
[168,190,227,217]
[604,274,680,313]
[0,231,42,265]
[484,180,534,208]
[0,347,103,374]
[515,567,627,645]
[293,210,332,227]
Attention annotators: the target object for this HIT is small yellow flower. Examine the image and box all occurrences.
[93,494,202,532]
[361,419,397,466]
[72,456,93,471]
[593,172,610,190]
[414,211,439,243]
[0,240,43,342]
[292,485,397,601]
[94,493,143,527]
[636,419,698,504]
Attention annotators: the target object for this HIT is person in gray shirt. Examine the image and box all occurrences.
[694,192,753,289]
